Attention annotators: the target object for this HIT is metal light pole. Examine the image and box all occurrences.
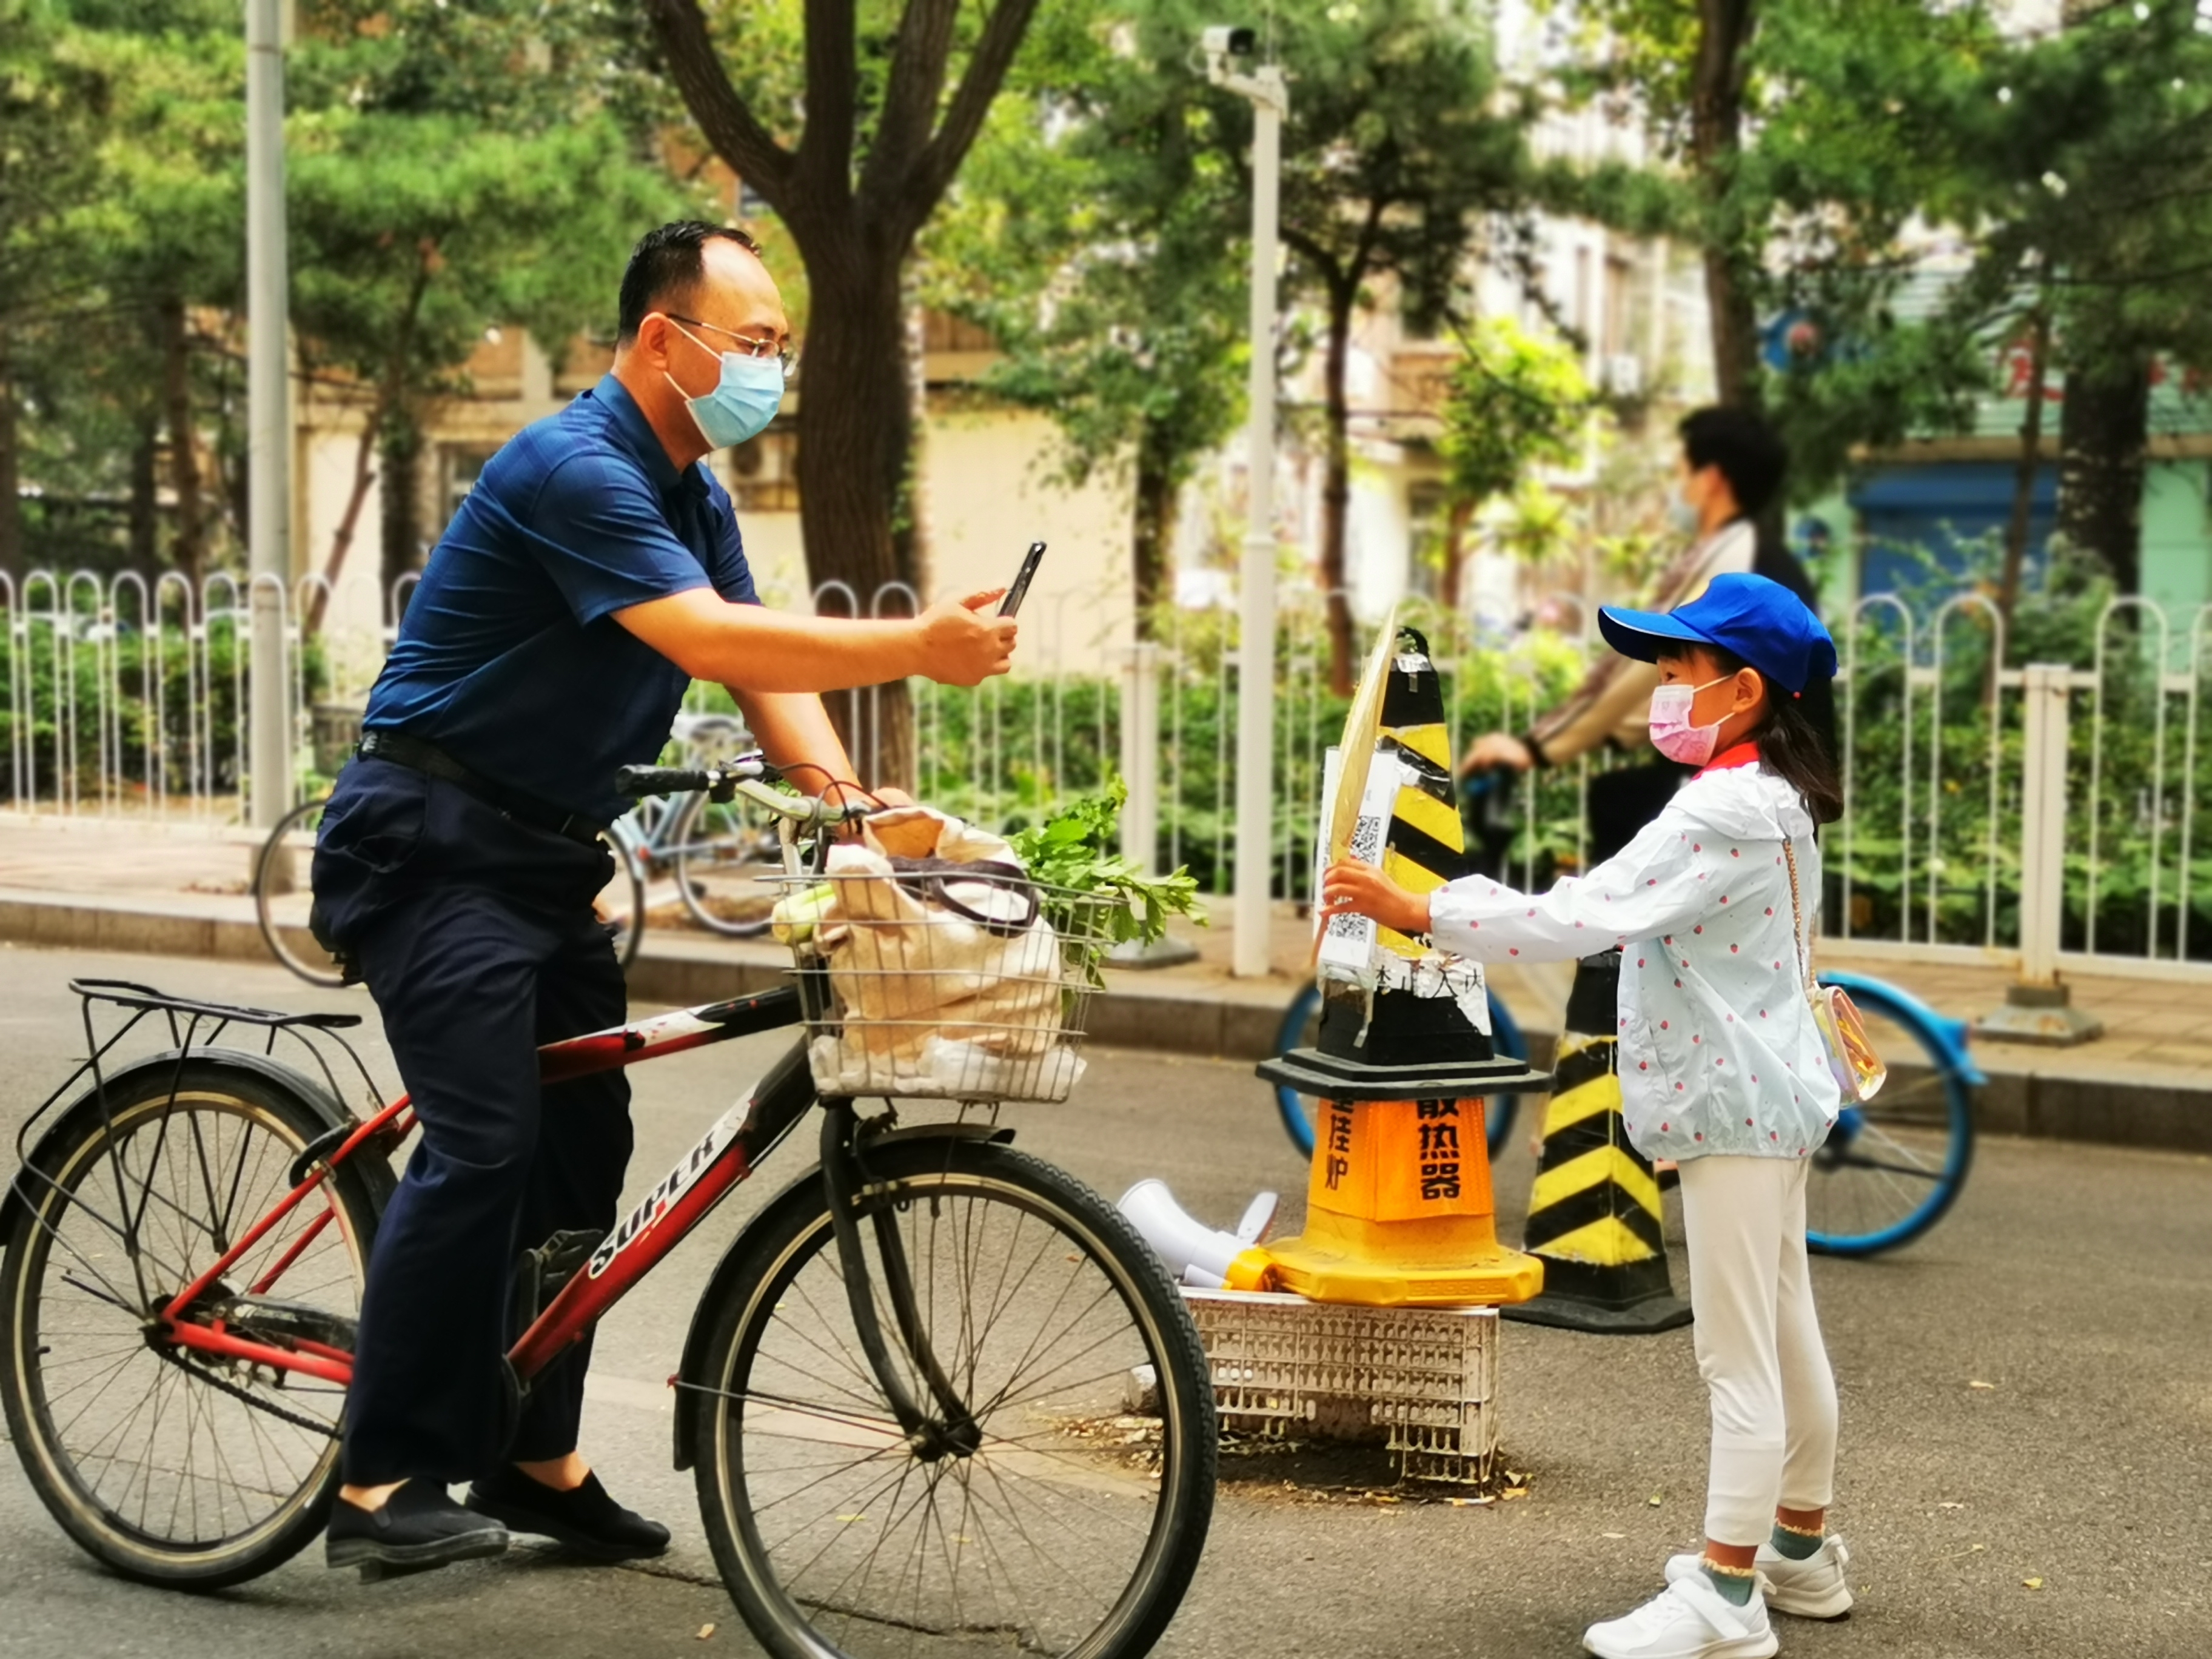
[1211,51,1288,979]
[246,0,291,828]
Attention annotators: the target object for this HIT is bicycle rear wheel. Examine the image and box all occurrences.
[1272,982,1523,1159]
[253,798,346,988]
[0,1062,389,1587]
[1805,975,1976,1256]
[686,1135,1215,1659]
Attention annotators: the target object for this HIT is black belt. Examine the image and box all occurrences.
[356,731,606,846]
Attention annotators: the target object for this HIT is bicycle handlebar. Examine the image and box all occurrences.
[615,764,724,797]
[614,754,875,831]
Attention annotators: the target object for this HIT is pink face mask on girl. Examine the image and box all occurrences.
[1647,676,1731,766]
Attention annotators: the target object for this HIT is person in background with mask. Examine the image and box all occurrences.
[311,220,1019,1576]
[1460,406,1832,865]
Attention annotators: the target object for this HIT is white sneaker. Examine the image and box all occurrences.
[1664,1537,1854,1620]
[1582,1574,1777,1659]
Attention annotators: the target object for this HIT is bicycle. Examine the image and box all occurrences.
[7,757,1216,1659]
[253,716,782,987]
[1270,968,1980,1258]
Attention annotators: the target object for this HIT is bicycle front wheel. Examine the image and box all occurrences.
[253,798,346,988]
[687,1136,1216,1659]
[0,1062,389,1587]
[1805,974,1976,1256]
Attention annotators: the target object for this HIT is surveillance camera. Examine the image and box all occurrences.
[1201,25,1256,56]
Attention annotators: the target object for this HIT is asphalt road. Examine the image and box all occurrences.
[0,942,2206,1659]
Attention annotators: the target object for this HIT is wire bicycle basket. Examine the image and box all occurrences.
[774,865,1123,1104]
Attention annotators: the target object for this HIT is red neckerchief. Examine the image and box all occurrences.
[1694,742,1762,780]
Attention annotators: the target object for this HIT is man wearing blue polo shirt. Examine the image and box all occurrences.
[313,221,1017,1574]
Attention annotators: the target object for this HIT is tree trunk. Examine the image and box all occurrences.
[1131,418,1177,639]
[2057,358,2150,595]
[128,418,159,575]
[1319,283,1357,697]
[1997,309,2050,640]
[1690,0,1762,411]
[0,327,21,580]
[380,417,424,597]
[792,251,919,789]
[1439,495,1475,612]
[159,298,206,591]
[639,0,1047,796]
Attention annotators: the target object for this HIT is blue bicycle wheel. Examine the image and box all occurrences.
[1272,985,1522,1159]
[1803,973,1980,1257]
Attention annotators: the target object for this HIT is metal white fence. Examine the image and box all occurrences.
[5,565,2207,980]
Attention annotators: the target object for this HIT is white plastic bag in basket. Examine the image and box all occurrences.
[806,806,1085,1100]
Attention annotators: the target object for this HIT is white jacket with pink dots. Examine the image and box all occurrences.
[1427,751,1841,1162]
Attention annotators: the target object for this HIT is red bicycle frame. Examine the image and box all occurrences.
[157,985,817,1393]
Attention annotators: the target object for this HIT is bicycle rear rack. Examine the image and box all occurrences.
[8,979,392,1235]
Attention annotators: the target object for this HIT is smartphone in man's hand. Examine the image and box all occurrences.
[999,541,1047,617]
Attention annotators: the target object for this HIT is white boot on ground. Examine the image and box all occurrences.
[1581,1572,1777,1659]
[1664,1537,1853,1620]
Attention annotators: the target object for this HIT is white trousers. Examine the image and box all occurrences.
[1676,1154,1838,1545]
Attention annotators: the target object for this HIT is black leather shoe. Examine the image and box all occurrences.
[326,1481,509,1574]
[466,1467,671,1562]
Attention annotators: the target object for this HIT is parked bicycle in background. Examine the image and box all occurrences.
[255,712,785,985]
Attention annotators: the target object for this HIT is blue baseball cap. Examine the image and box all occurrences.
[1598,572,1838,694]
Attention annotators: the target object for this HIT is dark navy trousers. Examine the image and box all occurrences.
[312,756,631,1486]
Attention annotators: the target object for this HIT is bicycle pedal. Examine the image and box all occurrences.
[510,1228,606,1336]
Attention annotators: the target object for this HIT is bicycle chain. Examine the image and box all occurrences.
[153,1344,340,1440]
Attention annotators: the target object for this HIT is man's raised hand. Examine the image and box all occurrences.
[916,590,1017,687]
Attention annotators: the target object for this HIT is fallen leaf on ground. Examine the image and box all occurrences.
[1498,1487,1529,1501]
[1939,1501,1967,1509]
[1601,1532,1626,1540]
[2023,1578,2044,1590]
[697,1625,716,1641]
[1969,1380,1997,1390]
[1446,1496,1494,1507]
[1648,1494,1664,1507]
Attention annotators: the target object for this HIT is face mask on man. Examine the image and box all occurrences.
[1647,675,1732,766]
[666,320,784,449]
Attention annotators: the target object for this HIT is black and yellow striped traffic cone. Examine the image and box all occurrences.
[1254,627,1551,1307]
[1500,954,1692,1333]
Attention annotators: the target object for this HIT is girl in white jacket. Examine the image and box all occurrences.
[1322,573,1851,1659]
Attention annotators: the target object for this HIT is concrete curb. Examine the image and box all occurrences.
[0,888,2204,1155]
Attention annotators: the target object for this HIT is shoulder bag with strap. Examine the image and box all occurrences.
[1783,837,1887,1103]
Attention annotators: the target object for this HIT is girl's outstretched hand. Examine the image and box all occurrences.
[1317,860,1431,937]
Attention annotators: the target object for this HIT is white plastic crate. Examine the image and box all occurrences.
[1182,1289,1498,1485]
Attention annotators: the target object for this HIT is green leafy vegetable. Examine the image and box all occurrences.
[1010,776,1205,977]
